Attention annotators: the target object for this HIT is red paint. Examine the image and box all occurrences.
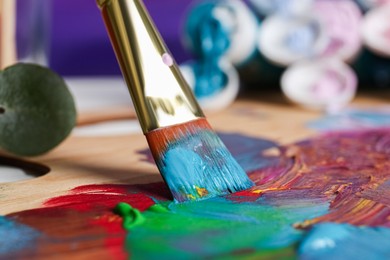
[3,129,390,258]
[89,212,128,259]
[4,183,171,259]
[44,183,170,211]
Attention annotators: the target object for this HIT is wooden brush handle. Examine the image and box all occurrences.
[0,0,17,69]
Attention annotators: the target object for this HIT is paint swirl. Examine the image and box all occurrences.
[1,130,390,259]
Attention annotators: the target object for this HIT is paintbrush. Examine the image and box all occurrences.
[97,0,253,202]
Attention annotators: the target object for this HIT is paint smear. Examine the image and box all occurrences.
[1,130,390,258]
[308,107,390,131]
[0,217,41,258]
[299,223,390,259]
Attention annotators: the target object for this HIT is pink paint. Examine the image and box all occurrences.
[383,27,390,43]
[311,70,345,100]
[314,0,362,61]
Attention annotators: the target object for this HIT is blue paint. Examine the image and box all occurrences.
[285,22,319,55]
[308,108,390,131]
[188,61,227,98]
[158,130,254,202]
[139,133,279,174]
[299,223,390,260]
[184,1,230,60]
[184,1,231,98]
[218,133,278,172]
[0,216,41,255]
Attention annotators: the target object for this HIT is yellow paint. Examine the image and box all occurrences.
[252,187,284,194]
[196,186,209,197]
[351,199,373,213]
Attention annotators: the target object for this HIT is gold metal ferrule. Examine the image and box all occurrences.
[97,0,204,133]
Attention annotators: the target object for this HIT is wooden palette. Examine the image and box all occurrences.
[1,91,389,216]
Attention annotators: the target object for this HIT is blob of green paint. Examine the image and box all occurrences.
[148,203,170,213]
[114,202,145,230]
[123,197,329,259]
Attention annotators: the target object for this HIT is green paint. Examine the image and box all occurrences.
[148,203,170,213]
[114,202,145,230]
[119,197,328,259]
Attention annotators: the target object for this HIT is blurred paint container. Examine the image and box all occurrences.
[0,0,50,69]
[361,4,390,58]
[181,0,262,109]
[247,0,314,17]
[258,14,328,67]
[281,58,357,112]
[183,0,259,66]
[180,59,240,111]
[313,0,363,62]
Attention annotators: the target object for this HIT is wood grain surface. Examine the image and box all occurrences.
[0,91,389,215]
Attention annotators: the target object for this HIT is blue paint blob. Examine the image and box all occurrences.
[299,223,390,260]
[0,217,41,255]
[159,130,254,202]
[184,1,230,60]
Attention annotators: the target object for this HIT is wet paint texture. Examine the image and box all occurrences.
[0,217,41,257]
[299,223,390,259]
[146,119,254,202]
[0,183,169,259]
[2,130,390,258]
[114,203,145,230]
[160,130,254,202]
[126,196,328,259]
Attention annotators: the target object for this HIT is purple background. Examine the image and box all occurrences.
[49,0,196,76]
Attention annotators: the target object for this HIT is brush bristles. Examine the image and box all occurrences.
[145,118,254,202]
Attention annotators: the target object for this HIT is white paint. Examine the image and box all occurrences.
[311,238,336,250]
[0,165,34,183]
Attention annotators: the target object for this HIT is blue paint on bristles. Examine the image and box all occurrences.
[146,118,254,202]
